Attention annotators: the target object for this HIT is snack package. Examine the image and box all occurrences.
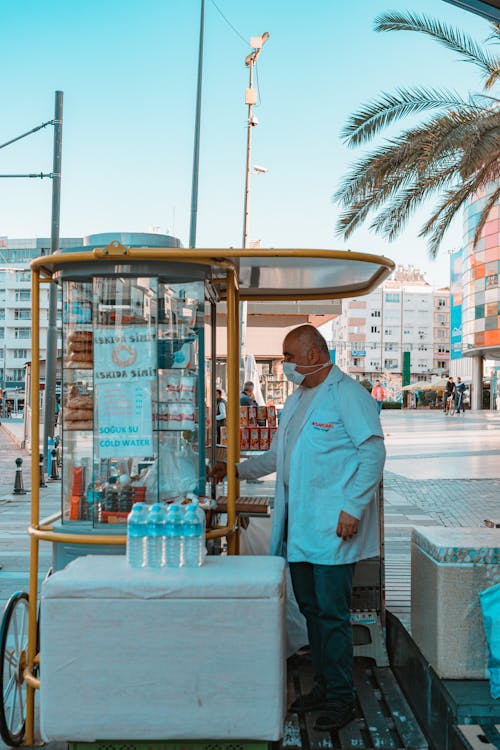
[219,427,228,446]
[71,466,85,496]
[240,427,250,450]
[240,406,249,427]
[270,427,278,443]
[259,428,270,451]
[257,405,267,426]
[248,406,258,427]
[250,428,260,451]
[267,405,277,427]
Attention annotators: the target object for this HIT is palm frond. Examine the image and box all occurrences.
[375,11,500,84]
[420,163,500,256]
[486,23,500,43]
[342,87,475,147]
[485,65,500,89]
[459,121,500,179]
[371,167,460,239]
[336,109,480,209]
[335,195,375,239]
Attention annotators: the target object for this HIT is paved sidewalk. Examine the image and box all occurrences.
[0,410,499,747]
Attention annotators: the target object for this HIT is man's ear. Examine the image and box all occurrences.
[308,346,321,364]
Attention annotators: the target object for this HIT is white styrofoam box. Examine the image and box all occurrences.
[40,555,286,742]
[411,527,500,679]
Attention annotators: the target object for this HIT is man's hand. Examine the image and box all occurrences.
[336,510,360,540]
[208,461,228,484]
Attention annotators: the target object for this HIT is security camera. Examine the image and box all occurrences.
[253,165,268,173]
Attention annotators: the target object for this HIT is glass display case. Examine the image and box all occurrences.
[61,274,206,528]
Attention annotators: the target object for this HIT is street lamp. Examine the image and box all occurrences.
[242,32,269,249]
[240,33,269,379]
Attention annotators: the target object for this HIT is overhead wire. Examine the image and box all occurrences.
[208,0,248,46]
[208,0,264,107]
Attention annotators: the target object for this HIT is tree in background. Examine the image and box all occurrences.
[335,12,500,258]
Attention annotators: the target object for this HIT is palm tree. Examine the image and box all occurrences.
[335,12,500,258]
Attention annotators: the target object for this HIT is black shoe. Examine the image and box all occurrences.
[313,700,356,731]
[290,684,327,712]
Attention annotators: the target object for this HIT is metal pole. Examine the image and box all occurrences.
[240,52,256,376]
[189,0,205,249]
[43,91,63,465]
[242,58,255,249]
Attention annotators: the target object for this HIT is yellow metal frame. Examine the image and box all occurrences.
[22,241,394,744]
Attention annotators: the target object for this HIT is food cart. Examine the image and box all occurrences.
[0,241,394,748]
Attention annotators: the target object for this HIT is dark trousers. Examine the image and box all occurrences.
[289,561,355,704]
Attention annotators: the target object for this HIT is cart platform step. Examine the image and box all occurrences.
[283,653,428,749]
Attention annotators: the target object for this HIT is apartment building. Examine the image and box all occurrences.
[318,266,450,390]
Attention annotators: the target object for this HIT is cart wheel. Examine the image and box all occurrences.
[0,592,29,747]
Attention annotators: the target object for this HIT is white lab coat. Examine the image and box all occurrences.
[238,365,385,565]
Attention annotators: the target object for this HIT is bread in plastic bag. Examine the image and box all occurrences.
[139,436,198,500]
[239,515,308,657]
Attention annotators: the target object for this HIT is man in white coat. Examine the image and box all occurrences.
[210,324,385,731]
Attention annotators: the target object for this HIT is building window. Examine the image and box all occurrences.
[384,328,393,336]
[371,310,381,317]
[14,309,31,320]
[417,344,428,351]
[384,343,394,351]
[15,290,30,302]
[0,310,4,320]
[370,326,379,333]
[352,357,360,367]
[385,293,400,303]
[437,360,447,368]
[437,298,446,308]
[12,369,24,381]
[384,359,398,369]
[369,360,380,368]
[15,270,30,283]
[14,329,30,340]
[486,274,498,290]
[437,346,448,354]
[0,329,4,340]
[13,349,29,359]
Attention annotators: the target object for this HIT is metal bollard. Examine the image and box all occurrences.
[13,457,27,495]
[50,449,60,480]
[39,453,47,488]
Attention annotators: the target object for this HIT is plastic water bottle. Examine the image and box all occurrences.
[165,504,185,568]
[127,502,148,568]
[147,503,167,568]
[195,500,207,563]
[183,503,202,568]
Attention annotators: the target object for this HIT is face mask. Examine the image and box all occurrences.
[282,361,329,386]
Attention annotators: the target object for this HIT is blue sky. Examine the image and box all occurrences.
[0,0,490,286]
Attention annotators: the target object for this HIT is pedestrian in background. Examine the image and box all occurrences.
[210,325,385,731]
[455,377,466,415]
[444,376,456,412]
[371,379,385,415]
[215,388,226,444]
[240,381,257,406]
